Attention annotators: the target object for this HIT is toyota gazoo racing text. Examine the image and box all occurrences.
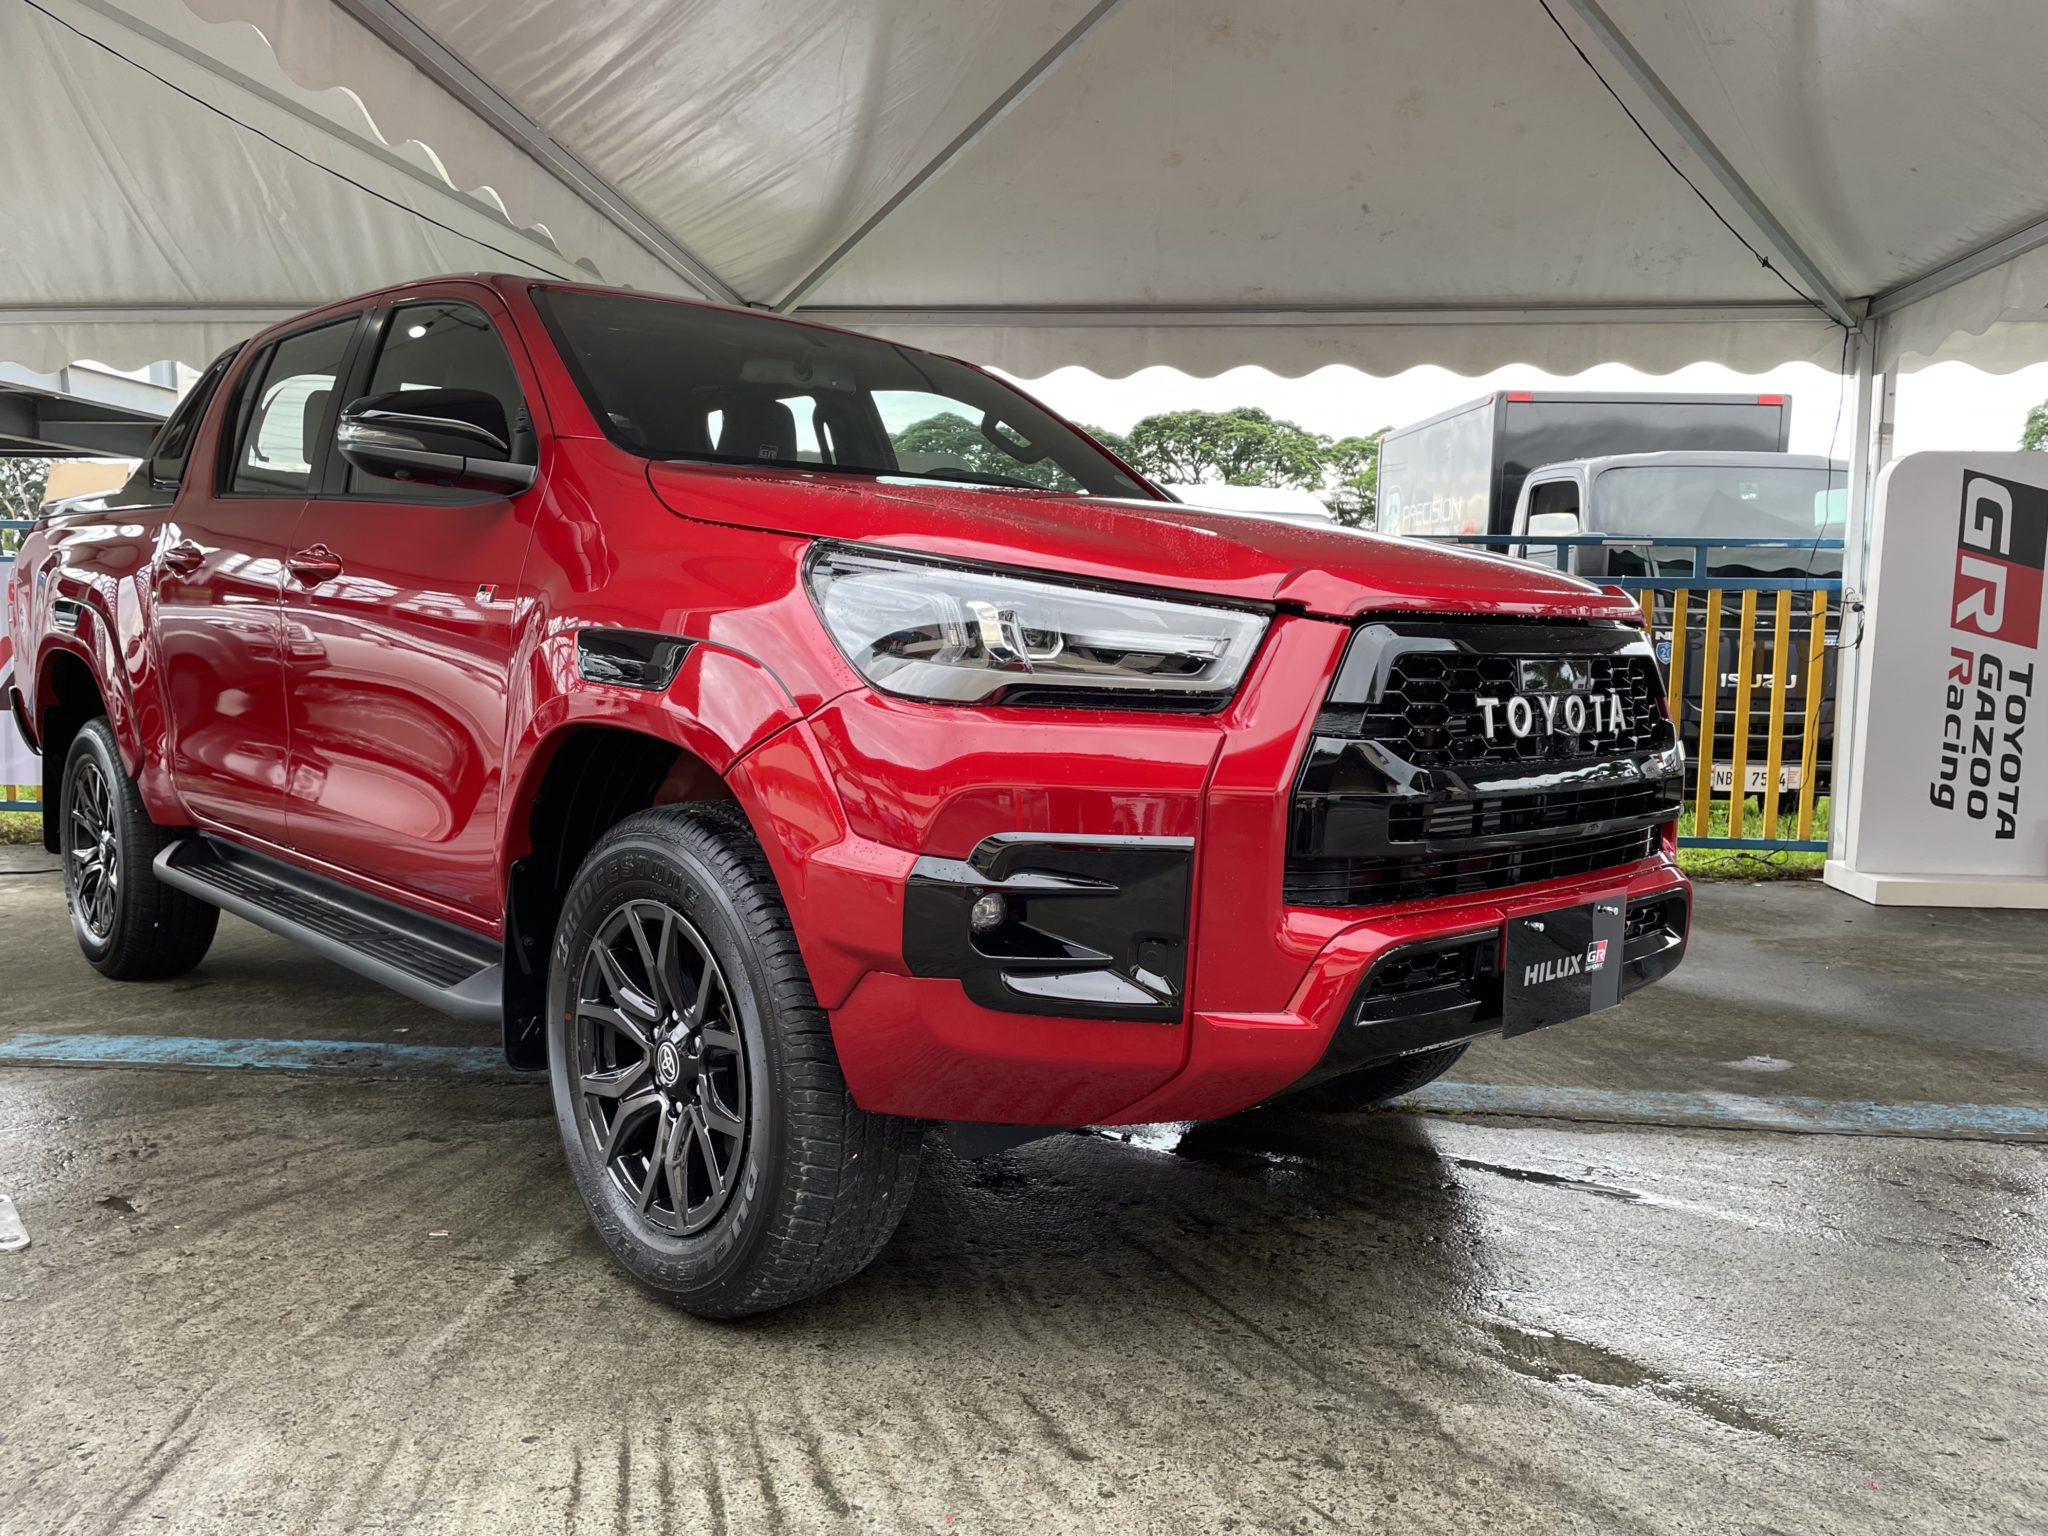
[6,276,1690,1315]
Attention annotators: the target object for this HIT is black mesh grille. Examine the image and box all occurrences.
[1624,893,1686,945]
[1287,619,1678,909]
[1385,779,1681,844]
[1352,935,1498,1025]
[1368,944,1482,999]
[1285,827,1662,908]
[1325,650,1666,768]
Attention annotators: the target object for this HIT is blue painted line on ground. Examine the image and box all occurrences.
[3,1033,2044,1140]
[1409,1081,2048,1139]
[0,1032,508,1074]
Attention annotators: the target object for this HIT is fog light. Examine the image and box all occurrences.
[969,892,1009,935]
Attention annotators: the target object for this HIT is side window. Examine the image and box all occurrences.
[230,321,354,495]
[344,301,527,498]
[145,344,240,487]
[1530,480,1581,523]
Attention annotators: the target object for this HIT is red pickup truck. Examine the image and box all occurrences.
[6,276,1689,1316]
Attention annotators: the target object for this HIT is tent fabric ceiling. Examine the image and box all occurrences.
[3,0,2045,377]
[0,0,679,372]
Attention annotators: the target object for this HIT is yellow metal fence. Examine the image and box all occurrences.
[1444,534,1843,854]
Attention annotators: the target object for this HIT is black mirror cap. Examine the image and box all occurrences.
[336,389,538,495]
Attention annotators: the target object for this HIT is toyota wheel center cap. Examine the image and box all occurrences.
[654,1039,683,1090]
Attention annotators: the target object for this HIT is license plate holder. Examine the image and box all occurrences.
[1502,896,1628,1037]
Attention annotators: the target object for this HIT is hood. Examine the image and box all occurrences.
[647,461,1630,622]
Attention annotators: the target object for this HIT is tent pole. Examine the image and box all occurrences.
[795,302,1825,328]
[1870,209,2048,316]
[328,0,744,306]
[1828,315,1888,866]
[773,0,1134,313]
[1559,0,1857,332]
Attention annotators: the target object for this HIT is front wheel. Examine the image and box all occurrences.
[61,718,218,980]
[546,804,922,1318]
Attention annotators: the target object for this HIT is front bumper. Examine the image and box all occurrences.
[732,612,1691,1127]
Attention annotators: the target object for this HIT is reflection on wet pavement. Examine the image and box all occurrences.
[5,1064,2043,1533]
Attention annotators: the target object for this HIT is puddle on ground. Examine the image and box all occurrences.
[1483,1319,1783,1438]
[1725,1055,1795,1074]
[1089,1124,1194,1155]
[1451,1157,1643,1202]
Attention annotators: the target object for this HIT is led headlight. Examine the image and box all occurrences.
[805,547,1268,705]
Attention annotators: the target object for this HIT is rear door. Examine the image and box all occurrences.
[153,315,361,845]
[278,294,542,924]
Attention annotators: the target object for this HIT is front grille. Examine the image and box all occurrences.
[1371,944,1480,998]
[1352,934,1499,1026]
[1624,893,1686,945]
[1385,778,1681,844]
[1326,648,1665,769]
[1288,619,1680,909]
[1286,827,1662,907]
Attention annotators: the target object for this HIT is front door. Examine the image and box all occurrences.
[153,317,358,846]
[279,297,541,926]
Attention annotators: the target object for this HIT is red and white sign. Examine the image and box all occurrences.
[0,565,39,792]
[1828,454,2048,907]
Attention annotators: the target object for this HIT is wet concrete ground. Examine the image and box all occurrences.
[2,845,2046,1534]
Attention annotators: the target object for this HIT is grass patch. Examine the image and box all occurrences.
[1677,795,1829,881]
[1,787,45,845]
[0,809,44,846]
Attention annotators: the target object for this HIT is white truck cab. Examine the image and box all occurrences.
[1507,450,1845,578]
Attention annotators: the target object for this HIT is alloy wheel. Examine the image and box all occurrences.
[67,758,119,943]
[571,898,748,1236]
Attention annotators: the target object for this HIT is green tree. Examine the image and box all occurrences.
[2022,401,2048,452]
[1124,407,1327,490]
[1078,423,1133,461]
[1321,430,1390,529]
[889,412,1079,491]
[0,459,50,523]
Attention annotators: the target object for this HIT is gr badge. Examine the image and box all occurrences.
[1951,471,2047,650]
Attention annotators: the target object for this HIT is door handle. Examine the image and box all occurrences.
[160,538,206,576]
[287,544,345,585]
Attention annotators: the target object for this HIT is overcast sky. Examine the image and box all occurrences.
[1018,358,2048,463]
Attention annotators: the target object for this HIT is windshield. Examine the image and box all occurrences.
[1595,464,1845,574]
[1595,465,1844,540]
[535,289,1151,498]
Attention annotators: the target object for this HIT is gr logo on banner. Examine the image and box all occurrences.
[1931,470,2042,837]
[1951,472,2048,648]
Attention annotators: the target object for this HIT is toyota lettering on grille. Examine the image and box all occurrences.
[1478,659,1630,742]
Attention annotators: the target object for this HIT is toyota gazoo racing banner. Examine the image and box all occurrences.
[1930,469,2042,841]
[0,562,38,794]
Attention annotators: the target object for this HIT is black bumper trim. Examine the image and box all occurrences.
[1293,885,1691,1092]
[904,834,1194,1022]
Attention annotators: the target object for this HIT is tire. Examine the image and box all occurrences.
[60,718,219,980]
[546,803,922,1319]
[1283,1043,1469,1113]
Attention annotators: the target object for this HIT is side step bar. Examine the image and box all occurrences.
[155,837,503,1026]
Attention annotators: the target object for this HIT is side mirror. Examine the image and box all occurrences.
[336,388,536,493]
[1522,509,1580,572]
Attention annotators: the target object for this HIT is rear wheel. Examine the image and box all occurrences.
[547,804,922,1318]
[1284,1044,1469,1112]
[60,718,218,980]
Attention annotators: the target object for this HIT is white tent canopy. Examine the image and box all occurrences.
[4,0,2047,380]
